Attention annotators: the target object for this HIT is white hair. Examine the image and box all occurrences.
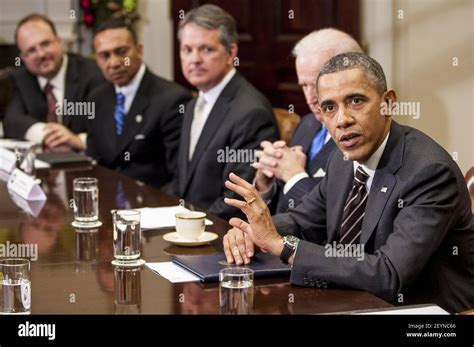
[292,28,362,58]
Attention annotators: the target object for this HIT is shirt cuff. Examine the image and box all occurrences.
[252,176,277,204]
[283,172,309,195]
[78,133,87,150]
[24,122,46,144]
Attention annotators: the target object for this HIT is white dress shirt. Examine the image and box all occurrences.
[353,131,390,192]
[25,54,68,144]
[114,63,146,115]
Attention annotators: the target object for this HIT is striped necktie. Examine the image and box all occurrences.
[339,166,370,245]
[114,92,126,136]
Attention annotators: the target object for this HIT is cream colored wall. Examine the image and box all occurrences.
[362,0,473,174]
[137,0,174,80]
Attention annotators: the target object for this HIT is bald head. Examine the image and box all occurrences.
[292,28,362,120]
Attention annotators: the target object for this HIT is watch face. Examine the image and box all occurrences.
[285,235,299,247]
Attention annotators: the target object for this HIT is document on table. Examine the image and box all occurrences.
[137,205,213,229]
[146,262,200,283]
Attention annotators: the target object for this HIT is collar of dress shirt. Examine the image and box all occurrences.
[114,63,146,114]
[37,54,68,102]
[199,68,236,109]
[323,126,331,144]
[353,131,390,192]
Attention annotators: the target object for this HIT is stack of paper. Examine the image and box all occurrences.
[146,262,200,283]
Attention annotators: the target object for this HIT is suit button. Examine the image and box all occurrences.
[321,280,328,288]
[309,279,315,287]
[303,278,309,286]
[315,279,321,287]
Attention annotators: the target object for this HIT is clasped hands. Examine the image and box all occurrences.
[253,140,307,192]
[43,123,84,152]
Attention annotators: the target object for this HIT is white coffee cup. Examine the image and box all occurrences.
[175,211,206,240]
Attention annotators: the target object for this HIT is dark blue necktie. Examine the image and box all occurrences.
[114,92,125,136]
[308,127,328,160]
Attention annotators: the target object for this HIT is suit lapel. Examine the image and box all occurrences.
[360,122,404,244]
[179,98,196,195]
[307,139,335,175]
[186,96,231,174]
[301,119,321,154]
[98,85,118,159]
[114,71,151,159]
[63,54,79,128]
[327,155,354,243]
[21,72,47,120]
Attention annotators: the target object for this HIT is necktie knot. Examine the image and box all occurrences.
[195,95,206,111]
[354,166,369,186]
[116,92,125,105]
[44,83,53,93]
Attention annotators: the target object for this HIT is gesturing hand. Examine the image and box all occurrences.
[223,172,283,263]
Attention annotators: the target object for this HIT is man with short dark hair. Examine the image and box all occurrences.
[174,4,279,219]
[87,19,192,188]
[4,13,104,151]
[223,52,473,313]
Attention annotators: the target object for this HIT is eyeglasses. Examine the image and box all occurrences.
[21,38,57,58]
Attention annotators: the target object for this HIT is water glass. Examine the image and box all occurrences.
[112,210,142,265]
[73,177,99,226]
[0,258,31,314]
[219,267,254,315]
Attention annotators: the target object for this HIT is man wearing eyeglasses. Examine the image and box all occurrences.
[3,13,104,152]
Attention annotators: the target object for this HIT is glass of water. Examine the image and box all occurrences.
[219,267,254,315]
[112,209,144,266]
[73,177,100,227]
[0,258,31,314]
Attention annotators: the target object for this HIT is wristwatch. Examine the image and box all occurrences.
[280,235,300,264]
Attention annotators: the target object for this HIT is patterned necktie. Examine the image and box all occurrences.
[114,92,126,136]
[44,83,57,123]
[308,127,327,160]
[189,95,207,160]
[339,166,370,245]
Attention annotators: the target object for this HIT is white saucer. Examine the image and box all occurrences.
[71,220,103,228]
[163,231,218,246]
[111,259,146,267]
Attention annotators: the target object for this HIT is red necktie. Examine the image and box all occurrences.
[44,83,57,123]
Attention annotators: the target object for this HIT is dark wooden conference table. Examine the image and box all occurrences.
[0,163,392,314]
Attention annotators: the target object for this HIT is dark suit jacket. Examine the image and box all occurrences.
[4,53,104,139]
[175,72,279,220]
[273,113,336,214]
[273,121,474,313]
[87,69,192,188]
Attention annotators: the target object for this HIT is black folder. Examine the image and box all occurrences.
[171,252,291,282]
[36,152,92,166]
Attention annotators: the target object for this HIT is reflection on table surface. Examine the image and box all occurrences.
[0,164,392,314]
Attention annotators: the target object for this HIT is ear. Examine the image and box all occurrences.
[228,43,238,64]
[136,43,144,57]
[384,89,396,104]
[380,89,397,118]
